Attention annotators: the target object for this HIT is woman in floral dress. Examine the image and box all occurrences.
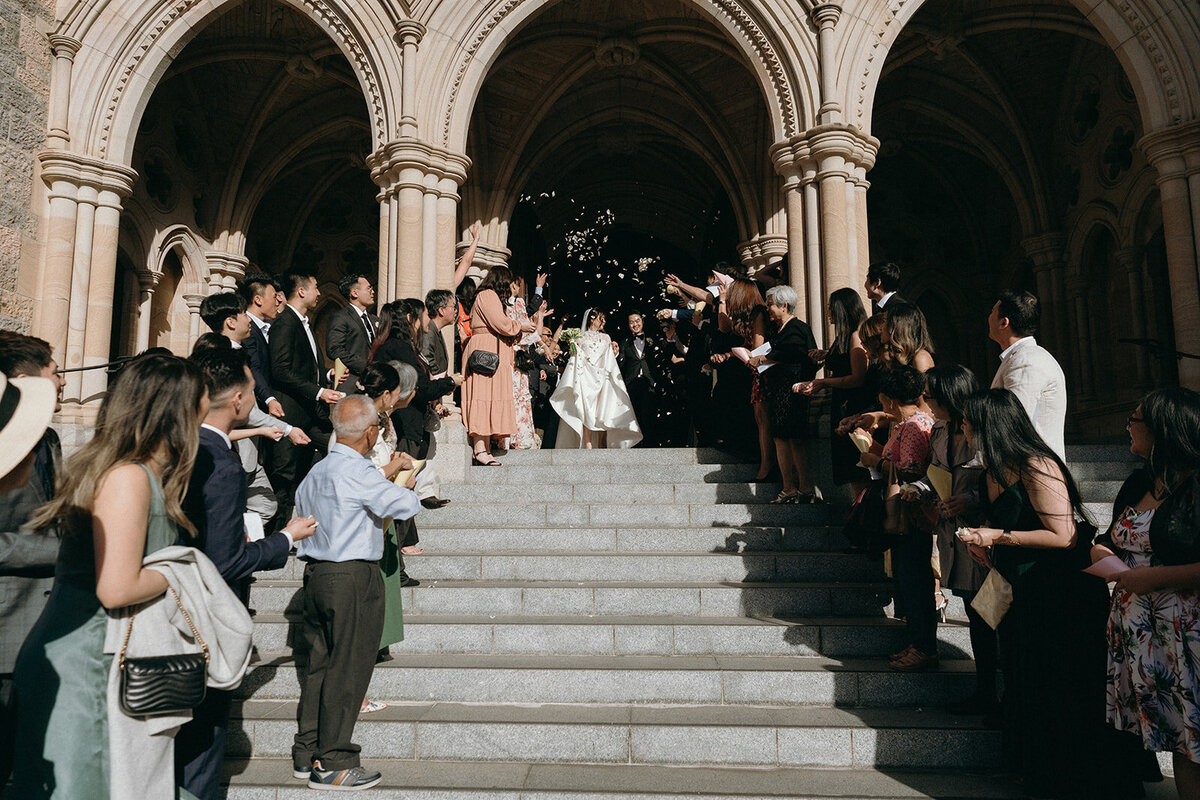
[506,277,541,450]
[1092,387,1200,797]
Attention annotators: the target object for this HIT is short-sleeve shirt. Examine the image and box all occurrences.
[883,410,935,475]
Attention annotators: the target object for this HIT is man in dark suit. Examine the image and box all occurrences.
[0,332,63,785]
[617,311,661,446]
[238,272,283,416]
[324,274,378,393]
[422,288,456,377]
[176,347,317,800]
[865,261,907,314]
[270,271,346,519]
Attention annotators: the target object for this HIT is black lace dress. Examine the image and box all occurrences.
[825,348,875,485]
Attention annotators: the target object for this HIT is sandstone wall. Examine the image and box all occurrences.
[0,0,53,332]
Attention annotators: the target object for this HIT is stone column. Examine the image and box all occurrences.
[1141,122,1200,389]
[135,270,161,352]
[184,294,205,349]
[45,36,80,148]
[1116,246,1153,387]
[1068,280,1095,398]
[395,21,425,139]
[35,153,137,403]
[1020,232,1067,355]
[368,140,471,302]
[850,165,871,288]
[811,4,843,125]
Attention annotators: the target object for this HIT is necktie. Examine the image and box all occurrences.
[361,314,375,343]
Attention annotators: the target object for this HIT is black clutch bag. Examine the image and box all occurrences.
[467,337,501,376]
[118,586,209,717]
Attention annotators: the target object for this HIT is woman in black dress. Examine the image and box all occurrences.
[959,389,1142,800]
[802,288,870,493]
[750,284,818,503]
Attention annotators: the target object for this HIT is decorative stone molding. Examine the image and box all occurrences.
[1113,0,1182,124]
[96,0,389,158]
[48,34,81,60]
[856,0,911,124]
[368,137,472,196]
[394,19,426,46]
[770,124,880,181]
[738,234,788,271]
[1020,232,1066,266]
[38,150,138,200]
[1139,119,1200,177]
[135,269,161,295]
[459,241,510,271]
[595,37,640,68]
[441,0,799,144]
[183,293,206,312]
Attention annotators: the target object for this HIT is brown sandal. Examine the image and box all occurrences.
[890,648,939,672]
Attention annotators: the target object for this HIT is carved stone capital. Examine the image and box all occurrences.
[772,125,879,180]
[205,252,249,280]
[368,137,471,193]
[1139,120,1200,178]
[183,293,206,313]
[135,269,161,295]
[37,150,138,202]
[811,3,842,29]
[1020,232,1066,267]
[48,34,81,60]
[395,19,426,47]
[738,235,788,271]
[460,242,510,271]
[1115,246,1144,274]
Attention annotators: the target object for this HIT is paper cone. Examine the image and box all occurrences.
[848,430,873,453]
[927,465,953,501]
[694,301,706,314]
[393,458,427,486]
[333,358,348,387]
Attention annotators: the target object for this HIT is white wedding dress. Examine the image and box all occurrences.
[550,330,643,448]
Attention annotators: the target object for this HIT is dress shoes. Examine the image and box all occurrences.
[399,572,420,587]
[421,497,451,509]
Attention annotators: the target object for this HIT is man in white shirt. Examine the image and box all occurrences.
[988,290,1068,460]
[864,261,906,314]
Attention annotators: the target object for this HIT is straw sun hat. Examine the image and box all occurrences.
[0,373,57,479]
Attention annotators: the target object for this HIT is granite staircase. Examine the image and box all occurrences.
[223,444,1136,799]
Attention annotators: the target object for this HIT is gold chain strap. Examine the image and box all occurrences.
[118,586,210,670]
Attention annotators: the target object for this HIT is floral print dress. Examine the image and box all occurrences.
[507,296,541,450]
[1106,505,1200,761]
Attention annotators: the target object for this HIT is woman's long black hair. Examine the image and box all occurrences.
[829,287,867,356]
[369,300,407,362]
[924,365,978,430]
[963,388,1086,520]
[1139,386,1200,491]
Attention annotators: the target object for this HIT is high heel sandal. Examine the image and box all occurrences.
[472,452,501,467]
[935,591,949,623]
[770,490,800,504]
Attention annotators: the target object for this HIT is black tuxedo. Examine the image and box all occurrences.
[872,292,908,315]
[324,304,378,392]
[618,334,660,445]
[243,318,275,409]
[269,304,331,518]
[176,426,290,800]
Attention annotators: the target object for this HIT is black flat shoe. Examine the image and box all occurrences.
[399,573,420,587]
[421,497,451,509]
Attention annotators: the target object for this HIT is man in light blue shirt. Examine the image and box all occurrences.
[291,395,420,791]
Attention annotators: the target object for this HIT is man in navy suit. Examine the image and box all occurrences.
[175,347,317,800]
[238,272,284,415]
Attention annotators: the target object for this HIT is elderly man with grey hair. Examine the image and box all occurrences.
[748,283,821,502]
[291,394,421,791]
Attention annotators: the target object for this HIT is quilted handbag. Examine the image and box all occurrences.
[118,586,209,717]
[467,336,501,376]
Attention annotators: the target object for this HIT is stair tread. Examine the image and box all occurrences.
[247,652,978,671]
[224,758,1021,798]
[249,612,966,628]
[252,578,900,589]
[231,698,994,729]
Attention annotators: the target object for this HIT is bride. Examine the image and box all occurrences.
[550,309,643,448]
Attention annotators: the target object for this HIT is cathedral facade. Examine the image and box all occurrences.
[1,0,1198,440]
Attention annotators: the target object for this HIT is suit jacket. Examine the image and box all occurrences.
[183,427,290,603]
[618,335,659,387]
[324,304,378,389]
[990,336,1068,461]
[270,304,329,429]
[421,321,450,375]
[0,430,61,673]
[872,292,908,315]
[243,319,275,409]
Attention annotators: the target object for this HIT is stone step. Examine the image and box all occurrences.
[237,653,979,708]
[247,613,973,659]
[224,758,1022,799]
[249,579,899,618]
[467,462,764,485]
[226,700,1000,769]
[257,550,883,583]
[350,524,847,554]
[482,448,748,465]
[1064,444,1137,462]
[418,502,836,528]
[442,482,796,505]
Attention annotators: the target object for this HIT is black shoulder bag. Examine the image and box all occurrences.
[467,335,501,376]
[118,586,209,717]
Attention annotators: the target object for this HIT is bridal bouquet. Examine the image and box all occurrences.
[559,327,582,355]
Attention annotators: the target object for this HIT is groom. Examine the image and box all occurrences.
[617,311,660,446]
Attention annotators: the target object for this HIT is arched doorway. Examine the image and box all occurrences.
[460,0,785,324]
[106,0,376,359]
[869,0,1171,438]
